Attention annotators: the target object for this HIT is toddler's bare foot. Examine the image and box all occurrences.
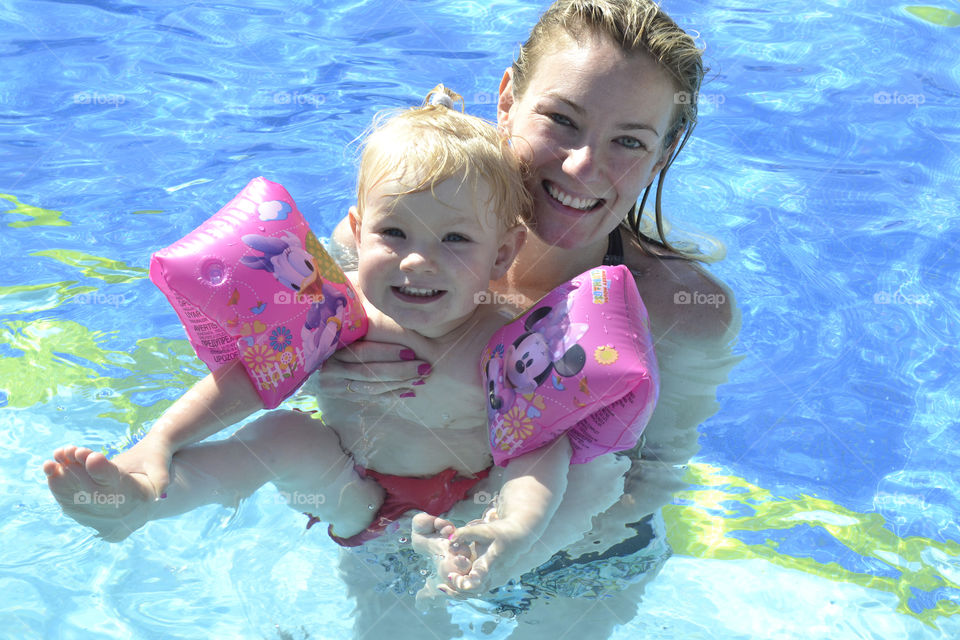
[43,445,155,542]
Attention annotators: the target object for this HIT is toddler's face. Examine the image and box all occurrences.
[353,173,513,338]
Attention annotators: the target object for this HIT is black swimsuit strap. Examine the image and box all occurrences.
[602,226,624,266]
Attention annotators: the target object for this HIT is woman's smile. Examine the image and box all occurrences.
[543,180,605,213]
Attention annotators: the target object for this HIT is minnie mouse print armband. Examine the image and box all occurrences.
[483,265,659,465]
[149,177,368,409]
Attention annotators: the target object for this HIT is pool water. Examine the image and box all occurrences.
[2,0,959,638]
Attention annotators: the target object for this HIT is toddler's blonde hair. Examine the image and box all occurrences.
[356,85,532,231]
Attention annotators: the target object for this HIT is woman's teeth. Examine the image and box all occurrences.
[546,183,602,211]
[398,286,440,297]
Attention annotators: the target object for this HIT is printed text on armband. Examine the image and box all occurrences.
[200,335,235,348]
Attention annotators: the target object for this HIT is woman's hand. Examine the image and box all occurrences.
[314,340,431,399]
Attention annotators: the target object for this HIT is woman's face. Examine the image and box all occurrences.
[498,34,677,250]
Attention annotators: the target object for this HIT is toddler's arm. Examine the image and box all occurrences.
[442,436,572,594]
[114,362,264,498]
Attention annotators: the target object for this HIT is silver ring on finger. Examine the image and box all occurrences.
[346,381,356,394]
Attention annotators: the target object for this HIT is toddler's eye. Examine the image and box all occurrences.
[381,228,405,238]
[443,232,469,243]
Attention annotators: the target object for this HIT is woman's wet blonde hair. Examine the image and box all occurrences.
[355,85,532,232]
[512,0,722,262]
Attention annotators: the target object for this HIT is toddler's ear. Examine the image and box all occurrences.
[348,206,362,244]
[492,225,526,280]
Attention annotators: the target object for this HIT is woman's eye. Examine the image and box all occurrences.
[617,136,648,151]
[443,232,469,243]
[548,112,575,127]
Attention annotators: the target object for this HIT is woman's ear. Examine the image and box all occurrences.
[651,134,682,180]
[491,224,526,280]
[348,206,362,245]
[497,68,515,132]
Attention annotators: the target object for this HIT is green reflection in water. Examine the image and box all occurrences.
[2,252,146,315]
[1,194,70,227]
[0,318,198,435]
[30,249,148,283]
[0,314,319,445]
[905,6,960,27]
[665,464,960,625]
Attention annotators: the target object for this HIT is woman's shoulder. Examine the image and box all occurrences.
[623,243,740,346]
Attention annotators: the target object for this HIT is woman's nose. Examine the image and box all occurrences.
[562,143,601,182]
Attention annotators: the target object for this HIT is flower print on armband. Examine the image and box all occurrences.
[243,343,277,369]
[270,326,293,352]
[240,344,284,391]
[503,405,535,443]
[594,344,619,365]
[277,349,296,369]
[271,348,298,381]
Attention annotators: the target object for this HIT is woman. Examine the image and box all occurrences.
[329,0,741,632]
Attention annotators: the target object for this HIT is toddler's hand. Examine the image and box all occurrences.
[411,513,476,609]
[441,512,530,597]
[413,507,531,601]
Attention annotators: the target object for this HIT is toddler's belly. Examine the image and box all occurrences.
[322,402,492,477]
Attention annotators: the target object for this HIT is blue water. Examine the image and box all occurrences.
[2,0,959,638]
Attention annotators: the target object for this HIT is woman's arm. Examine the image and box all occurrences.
[592,257,742,535]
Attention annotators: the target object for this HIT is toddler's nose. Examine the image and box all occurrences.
[399,250,437,273]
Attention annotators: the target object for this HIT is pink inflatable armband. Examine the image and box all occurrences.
[149,177,368,409]
[484,265,658,465]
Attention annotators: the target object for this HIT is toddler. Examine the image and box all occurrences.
[44,88,588,577]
